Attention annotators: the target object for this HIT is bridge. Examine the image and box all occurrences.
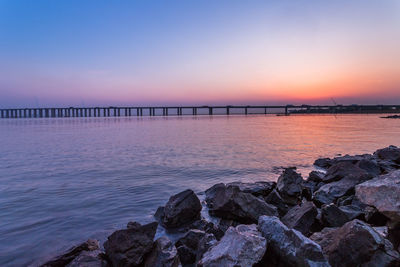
[0,105,400,119]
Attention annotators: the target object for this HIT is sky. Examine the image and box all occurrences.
[0,0,400,108]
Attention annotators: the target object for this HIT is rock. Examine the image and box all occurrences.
[322,161,371,183]
[162,189,202,228]
[188,219,224,240]
[364,206,389,226]
[67,250,107,267]
[42,239,100,267]
[310,219,400,267]
[205,183,278,224]
[276,168,303,205]
[217,219,240,233]
[227,181,276,197]
[144,236,180,267]
[195,233,217,264]
[375,146,400,163]
[308,171,325,183]
[356,158,381,177]
[281,201,318,236]
[175,229,206,265]
[356,170,400,226]
[314,158,332,169]
[302,180,318,201]
[154,206,165,222]
[321,204,352,227]
[377,159,400,174]
[313,174,371,206]
[127,221,141,229]
[104,222,158,267]
[198,224,266,267]
[264,189,289,217]
[258,216,329,267]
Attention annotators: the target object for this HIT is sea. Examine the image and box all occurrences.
[0,114,399,266]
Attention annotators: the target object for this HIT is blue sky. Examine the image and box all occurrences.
[1,0,399,107]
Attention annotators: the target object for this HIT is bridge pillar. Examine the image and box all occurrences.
[264,107,267,114]
[1,109,4,118]
[227,107,230,115]
[245,107,248,115]
[209,107,213,115]
[285,106,288,115]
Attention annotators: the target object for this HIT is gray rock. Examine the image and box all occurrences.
[205,183,278,224]
[162,189,202,228]
[144,236,180,267]
[375,146,400,163]
[195,233,217,264]
[227,181,276,197]
[308,171,325,183]
[264,189,289,217]
[198,224,266,267]
[356,158,381,177]
[258,216,330,267]
[104,222,158,267]
[310,219,400,267]
[42,239,100,267]
[281,201,318,236]
[322,161,371,183]
[314,158,332,169]
[67,250,107,267]
[175,229,206,265]
[277,168,303,205]
[313,174,371,206]
[364,206,389,226]
[356,170,400,226]
[321,204,352,227]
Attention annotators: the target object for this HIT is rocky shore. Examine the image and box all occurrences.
[42,146,400,267]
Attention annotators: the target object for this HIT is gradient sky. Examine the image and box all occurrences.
[1,0,400,107]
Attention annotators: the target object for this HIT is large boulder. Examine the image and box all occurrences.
[103,222,158,267]
[144,236,180,267]
[314,158,332,169]
[42,239,101,267]
[320,204,362,227]
[227,181,276,197]
[281,201,318,236]
[162,189,202,228]
[198,224,266,267]
[356,170,400,226]
[313,174,371,206]
[205,183,278,224]
[276,168,303,205]
[175,229,206,265]
[310,219,400,267]
[195,233,217,264]
[258,216,330,267]
[375,146,400,163]
[322,161,372,183]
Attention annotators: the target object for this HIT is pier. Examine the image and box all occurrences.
[0,105,400,119]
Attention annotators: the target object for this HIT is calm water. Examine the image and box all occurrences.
[0,114,399,266]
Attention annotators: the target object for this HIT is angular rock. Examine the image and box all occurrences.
[314,158,332,169]
[264,189,289,217]
[321,204,352,227]
[364,206,389,226]
[104,222,158,267]
[67,250,107,267]
[195,233,217,264]
[175,229,205,265]
[356,170,400,226]
[205,183,278,224]
[144,236,180,267]
[227,181,276,197]
[281,201,318,236]
[217,219,240,233]
[322,161,371,183]
[375,146,400,163]
[42,239,100,267]
[302,180,318,201]
[154,206,165,222]
[356,158,381,177]
[310,219,400,267]
[198,224,266,267]
[313,174,371,206]
[258,216,329,267]
[188,219,224,240]
[308,171,325,183]
[276,168,303,205]
[162,189,202,228]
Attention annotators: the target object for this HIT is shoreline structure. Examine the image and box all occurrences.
[42,146,400,266]
[1,104,400,119]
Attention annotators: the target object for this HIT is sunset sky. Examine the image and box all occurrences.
[1,0,400,107]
